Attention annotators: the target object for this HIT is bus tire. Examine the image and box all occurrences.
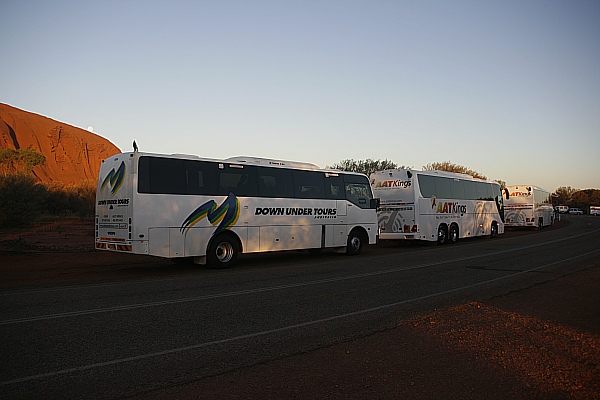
[346,229,365,256]
[437,224,448,245]
[490,222,498,238]
[448,224,459,244]
[207,234,239,268]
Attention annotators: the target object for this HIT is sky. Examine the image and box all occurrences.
[1,0,599,191]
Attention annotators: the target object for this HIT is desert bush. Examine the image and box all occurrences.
[0,174,48,226]
[0,175,97,226]
[45,180,97,218]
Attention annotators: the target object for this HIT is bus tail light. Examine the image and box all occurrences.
[411,225,418,232]
[404,225,410,232]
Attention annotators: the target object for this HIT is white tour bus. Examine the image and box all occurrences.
[590,206,600,216]
[504,185,554,229]
[96,151,379,268]
[370,169,505,244]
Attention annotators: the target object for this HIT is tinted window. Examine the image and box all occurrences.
[139,156,378,202]
[418,175,436,198]
[476,182,492,200]
[185,160,217,195]
[325,174,345,200]
[138,156,187,194]
[435,177,452,199]
[258,167,294,198]
[450,179,465,199]
[293,170,325,199]
[218,165,258,197]
[491,184,502,199]
[463,180,478,200]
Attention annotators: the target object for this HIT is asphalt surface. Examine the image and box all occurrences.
[0,214,598,399]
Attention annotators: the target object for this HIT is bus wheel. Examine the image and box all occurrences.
[207,234,238,268]
[437,225,447,245]
[346,229,364,256]
[448,224,459,244]
[490,223,498,238]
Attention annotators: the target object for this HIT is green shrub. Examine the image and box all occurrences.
[0,175,98,226]
[0,174,48,226]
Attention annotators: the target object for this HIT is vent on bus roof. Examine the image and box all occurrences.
[225,156,320,169]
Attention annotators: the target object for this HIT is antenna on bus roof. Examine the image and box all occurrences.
[133,140,138,152]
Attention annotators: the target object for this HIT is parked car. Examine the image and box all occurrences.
[568,208,584,215]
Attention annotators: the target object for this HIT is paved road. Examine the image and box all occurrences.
[1,215,598,399]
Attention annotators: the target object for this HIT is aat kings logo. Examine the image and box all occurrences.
[372,179,411,189]
[431,197,467,214]
[181,192,240,236]
[101,161,126,195]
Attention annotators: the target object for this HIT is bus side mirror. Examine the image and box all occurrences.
[503,188,509,200]
[371,198,380,209]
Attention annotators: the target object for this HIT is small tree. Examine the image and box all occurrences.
[553,186,578,206]
[570,189,600,210]
[0,148,46,176]
[328,159,405,176]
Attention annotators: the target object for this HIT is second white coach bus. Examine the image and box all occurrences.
[96,151,379,268]
[370,169,505,244]
[504,185,554,229]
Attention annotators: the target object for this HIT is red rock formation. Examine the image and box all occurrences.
[0,103,121,184]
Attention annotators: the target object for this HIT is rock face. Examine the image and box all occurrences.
[0,103,121,184]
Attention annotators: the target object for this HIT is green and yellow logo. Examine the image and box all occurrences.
[101,161,126,195]
[181,192,240,235]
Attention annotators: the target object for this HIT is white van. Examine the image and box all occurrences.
[556,205,569,214]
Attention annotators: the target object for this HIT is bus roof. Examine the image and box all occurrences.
[372,168,490,182]
[225,156,319,169]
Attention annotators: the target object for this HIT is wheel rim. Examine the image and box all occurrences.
[438,227,446,243]
[215,242,234,263]
[350,236,361,252]
[450,227,458,242]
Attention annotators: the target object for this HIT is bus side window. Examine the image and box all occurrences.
[293,170,325,199]
[325,175,345,200]
[258,167,294,198]
[477,183,493,201]
[185,160,217,195]
[138,156,187,194]
[450,179,465,199]
[463,181,478,200]
[417,175,436,198]
[218,166,258,197]
[434,177,452,199]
